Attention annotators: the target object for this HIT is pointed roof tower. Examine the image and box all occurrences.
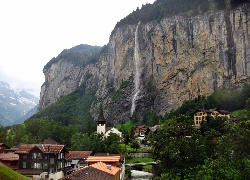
[96,104,106,134]
[97,104,106,123]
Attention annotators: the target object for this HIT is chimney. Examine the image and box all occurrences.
[107,165,112,170]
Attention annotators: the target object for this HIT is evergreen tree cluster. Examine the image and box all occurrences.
[115,0,249,29]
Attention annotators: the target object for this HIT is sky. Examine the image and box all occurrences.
[0,0,155,94]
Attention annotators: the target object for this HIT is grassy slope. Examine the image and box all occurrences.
[0,166,29,180]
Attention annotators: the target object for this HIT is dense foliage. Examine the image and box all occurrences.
[115,0,248,29]
[165,84,250,119]
[152,115,250,179]
[44,44,102,69]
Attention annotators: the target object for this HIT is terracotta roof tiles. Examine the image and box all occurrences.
[86,156,120,163]
[15,144,65,154]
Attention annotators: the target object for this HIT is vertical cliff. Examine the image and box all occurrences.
[39,4,250,124]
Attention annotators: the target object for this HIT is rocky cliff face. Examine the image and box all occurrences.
[39,4,250,124]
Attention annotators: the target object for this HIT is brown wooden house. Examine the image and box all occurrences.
[14,143,68,179]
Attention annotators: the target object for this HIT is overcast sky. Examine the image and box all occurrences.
[0,0,155,93]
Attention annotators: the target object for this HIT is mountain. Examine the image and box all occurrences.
[38,1,250,125]
[0,81,39,126]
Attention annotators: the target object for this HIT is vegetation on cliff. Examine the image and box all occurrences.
[115,0,248,29]
[44,44,102,69]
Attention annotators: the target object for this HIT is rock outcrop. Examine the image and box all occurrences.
[39,4,250,124]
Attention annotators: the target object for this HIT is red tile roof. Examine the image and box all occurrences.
[90,161,120,175]
[86,156,120,163]
[0,153,19,161]
[15,144,65,154]
[61,162,120,180]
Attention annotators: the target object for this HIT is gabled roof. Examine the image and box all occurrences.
[97,104,106,123]
[90,161,120,175]
[15,144,66,154]
[62,162,120,180]
[65,151,92,160]
[0,143,10,149]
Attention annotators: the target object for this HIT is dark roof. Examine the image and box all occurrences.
[194,108,230,114]
[97,104,106,122]
[15,144,66,154]
[39,139,60,144]
[0,143,10,149]
[65,151,92,160]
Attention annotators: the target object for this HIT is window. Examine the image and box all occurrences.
[32,152,42,159]
[33,162,42,169]
[50,158,54,164]
[23,155,27,159]
[43,163,48,169]
[23,162,26,168]
[44,155,48,159]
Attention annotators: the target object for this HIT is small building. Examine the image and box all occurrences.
[96,105,122,138]
[95,153,126,180]
[132,125,147,140]
[14,143,69,179]
[64,151,92,175]
[0,153,19,170]
[62,161,120,180]
[0,143,10,153]
[193,108,231,127]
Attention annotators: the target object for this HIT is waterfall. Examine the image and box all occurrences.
[131,22,141,116]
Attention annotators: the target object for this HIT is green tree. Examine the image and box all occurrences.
[130,139,140,151]
[152,115,206,179]
[104,133,122,154]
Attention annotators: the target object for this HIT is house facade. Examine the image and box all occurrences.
[193,108,231,127]
[15,144,68,179]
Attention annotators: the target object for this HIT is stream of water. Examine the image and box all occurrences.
[131,22,141,116]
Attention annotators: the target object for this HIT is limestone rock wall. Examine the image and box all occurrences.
[39,4,250,124]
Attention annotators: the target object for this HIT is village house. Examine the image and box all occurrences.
[95,153,126,179]
[64,150,92,175]
[61,161,120,180]
[14,143,69,179]
[193,108,231,127]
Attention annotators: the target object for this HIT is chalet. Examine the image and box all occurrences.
[61,161,120,180]
[132,125,147,140]
[193,108,231,127]
[14,143,68,180]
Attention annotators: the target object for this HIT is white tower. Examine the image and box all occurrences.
[97,104,106,134]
